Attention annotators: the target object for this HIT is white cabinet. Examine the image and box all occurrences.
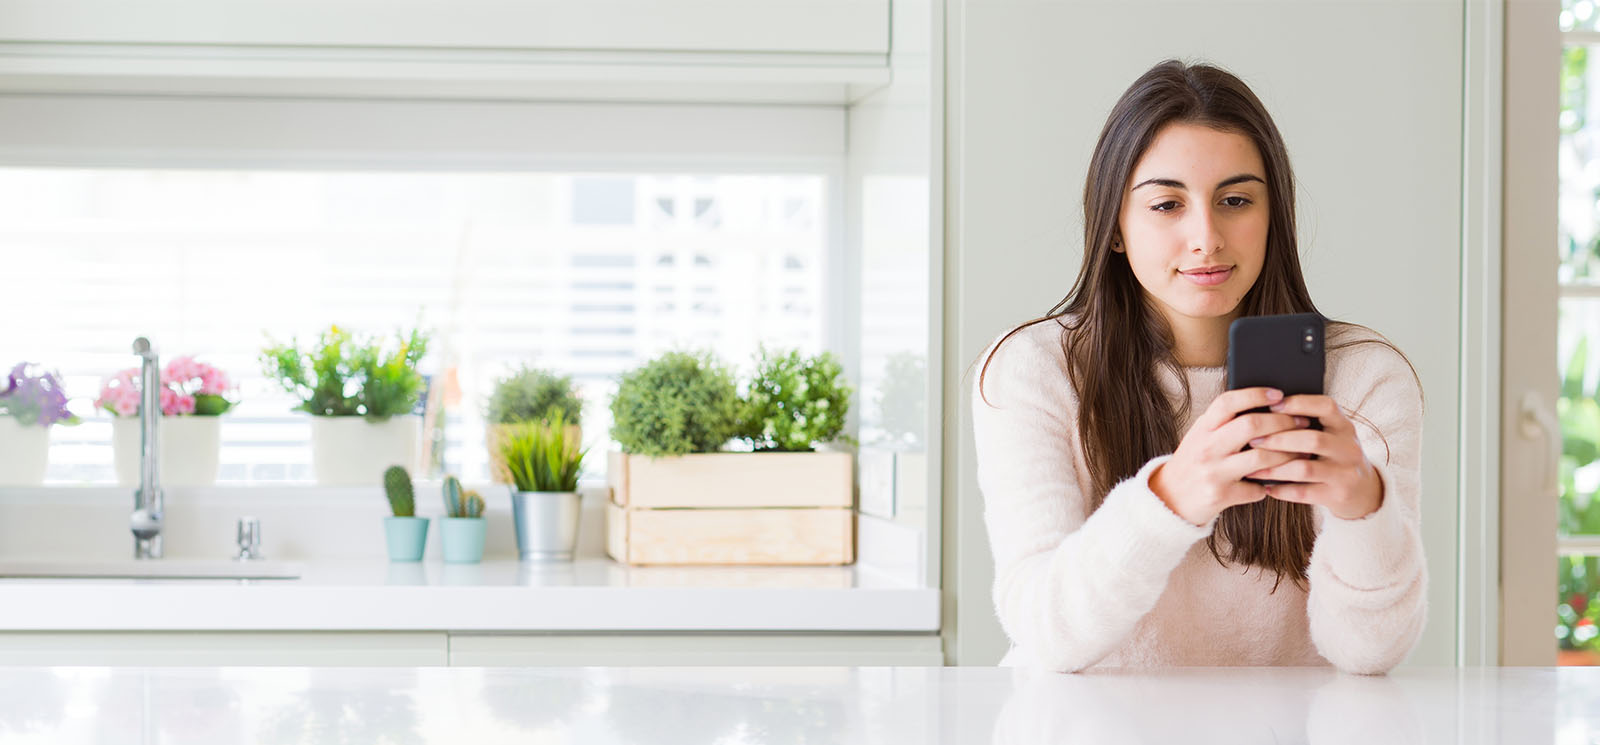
[0,632,942,666]
[0,0,891,103]
[449,633,945,666]
[0,632,449,666]
[0,0,889,54]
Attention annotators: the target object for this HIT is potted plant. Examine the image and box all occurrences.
[98,356,236,487]
[382,466,429,562]
[261,325,430,485]
[439,475,487,563]
[605,349,855,566]
[0,363,78,486]
[501,410,587,561]
[485,365,582,485]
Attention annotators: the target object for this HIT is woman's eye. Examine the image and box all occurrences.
[1150,201,1180,213]
[1222,196,1252,208]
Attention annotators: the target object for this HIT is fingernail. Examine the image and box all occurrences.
[1266,389,1283,403]
[1294,417,1309,427]
[1269,402,1286,412]
[1249,437,1265,447]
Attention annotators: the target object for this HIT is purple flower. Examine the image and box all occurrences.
[0,363,79,428]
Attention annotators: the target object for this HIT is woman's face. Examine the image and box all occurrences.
[1116,122,1270,325]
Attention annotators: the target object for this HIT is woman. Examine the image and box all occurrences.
[973,59,1426,674]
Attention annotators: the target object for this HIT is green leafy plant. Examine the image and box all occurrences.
[442,475,484,518]
[741,347,853,452]
[383,465,415,518]
[488,366,582,425]
[502,410,588,492]
[260,325,430,422]
[610,351,742,456]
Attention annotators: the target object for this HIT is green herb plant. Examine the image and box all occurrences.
[383,465,415,518]
[487,366,582,425]
[502,410,588,493]
[442,475,484,518]
[260,325,430,422]
[741,347,853,452]
[609,351,742,456]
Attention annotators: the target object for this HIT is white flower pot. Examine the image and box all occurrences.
[112,416,222,487]
[0,418,49,486]
[311,416,420,486]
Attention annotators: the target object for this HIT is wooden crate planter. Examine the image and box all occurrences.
[606,451,855,565]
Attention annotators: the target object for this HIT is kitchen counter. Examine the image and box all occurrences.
[0,559,939,631]
[0,665,1592,743]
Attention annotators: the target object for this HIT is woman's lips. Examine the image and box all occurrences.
[1180,266,1233,286]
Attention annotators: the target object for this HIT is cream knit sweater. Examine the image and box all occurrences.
[971,319,1427,674]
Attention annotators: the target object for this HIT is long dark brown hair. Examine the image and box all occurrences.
[979,59,1408,590]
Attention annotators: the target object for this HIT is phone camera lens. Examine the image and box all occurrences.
[1303,341,1315,353]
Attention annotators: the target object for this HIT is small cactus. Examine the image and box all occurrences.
[441,475,463,518]
[383,465,415,517]
[462,490,485,519]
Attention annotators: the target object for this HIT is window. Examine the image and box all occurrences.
[2,169,830,484]
[1557,0,1600,664]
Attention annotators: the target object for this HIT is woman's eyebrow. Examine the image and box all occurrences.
[1130,173,1266,191]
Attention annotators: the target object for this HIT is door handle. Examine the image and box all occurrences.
[1518,391,1560,499]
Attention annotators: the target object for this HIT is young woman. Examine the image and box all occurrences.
[973,60,1426,674]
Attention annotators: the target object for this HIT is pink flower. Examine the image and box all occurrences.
[102,356,234,417]
[96,368,142,417]
[198,368,230,396]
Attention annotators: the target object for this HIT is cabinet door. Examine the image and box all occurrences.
[0,632,449,666]
[448,633,943,666]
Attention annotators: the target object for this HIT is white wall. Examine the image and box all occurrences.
[944,0,1463,666]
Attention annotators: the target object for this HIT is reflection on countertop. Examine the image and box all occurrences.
[0,666,1591,744]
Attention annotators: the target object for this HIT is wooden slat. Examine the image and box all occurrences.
[613,507,852,566]
[611,451,851,508]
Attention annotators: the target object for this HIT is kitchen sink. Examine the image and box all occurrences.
[0,559,302,580]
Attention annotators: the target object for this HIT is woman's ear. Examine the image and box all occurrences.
[1111,236,1125,253]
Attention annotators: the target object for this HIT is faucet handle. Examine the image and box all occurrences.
[236,516,263,561]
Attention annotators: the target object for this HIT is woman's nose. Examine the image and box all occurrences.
[1188,208,1224,254]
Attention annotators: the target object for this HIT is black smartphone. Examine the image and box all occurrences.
[1226,313,1326,485]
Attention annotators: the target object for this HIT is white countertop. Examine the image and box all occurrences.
[0,559,939,632]
[0,666,1592,743]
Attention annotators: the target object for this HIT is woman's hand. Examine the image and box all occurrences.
[1148,387,1310,526]
[1240,394,1384,520]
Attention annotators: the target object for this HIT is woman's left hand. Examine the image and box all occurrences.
[1242,394,1384,520]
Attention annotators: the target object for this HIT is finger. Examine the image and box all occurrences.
[1244,457,1333,484]
[1222,479,1271,507]
[1268,395,1353,435]
[1215,412,1312,454]
[1221,446,1302,482]
[1246,429,1344,459]
[1264,482,1331,505]
[1197,387,1284,431]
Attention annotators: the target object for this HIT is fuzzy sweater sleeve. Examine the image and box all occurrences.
[1306,340,1429,674]
[973,327,1212,673]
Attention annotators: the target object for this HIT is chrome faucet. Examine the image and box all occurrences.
[130,337,163,559]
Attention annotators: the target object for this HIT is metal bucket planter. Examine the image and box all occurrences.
[510,491,581,561]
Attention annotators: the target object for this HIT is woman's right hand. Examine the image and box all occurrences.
[1148,387,1310,526]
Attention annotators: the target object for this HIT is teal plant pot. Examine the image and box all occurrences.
[441,517,487,563]
[384,516,430,562]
